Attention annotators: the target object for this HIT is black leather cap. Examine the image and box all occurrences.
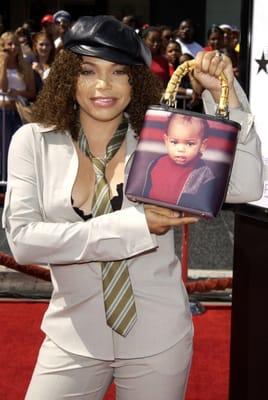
[63,15,151,67]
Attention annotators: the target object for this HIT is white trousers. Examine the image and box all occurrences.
[25,328,193,400]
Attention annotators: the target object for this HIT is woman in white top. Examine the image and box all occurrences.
[0,31,35,179]
[3,16,263,400]
[32,31,55,82]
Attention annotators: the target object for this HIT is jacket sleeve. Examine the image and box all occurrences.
[2,126,157,265]
[202,79,264,203]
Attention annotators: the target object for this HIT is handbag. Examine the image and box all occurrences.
[125,60,241,218]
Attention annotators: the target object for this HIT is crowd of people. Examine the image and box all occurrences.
[0,10,241,180]
[0,10,72,178]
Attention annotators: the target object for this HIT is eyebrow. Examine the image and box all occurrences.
[81,61,123,67]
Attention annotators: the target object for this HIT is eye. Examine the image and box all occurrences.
[80,69,94,76]
[113,68,127,75]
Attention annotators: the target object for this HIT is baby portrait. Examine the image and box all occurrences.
[126,106,240,217]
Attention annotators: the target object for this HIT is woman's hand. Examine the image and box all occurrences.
[144,204,199,235]
[190,50,240,107]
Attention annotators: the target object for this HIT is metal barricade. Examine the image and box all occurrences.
[175,94,191,110]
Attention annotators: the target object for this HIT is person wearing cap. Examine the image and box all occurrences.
[219,23,239,77]
[53,9,72,50]
[3,15,263,400]
[40,14,57,42]
[219,24,233,49]
[41,14,54,26]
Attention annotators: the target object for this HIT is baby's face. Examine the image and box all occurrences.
[164,119,207,165]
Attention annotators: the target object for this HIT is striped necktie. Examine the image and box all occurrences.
[78,121,137,336]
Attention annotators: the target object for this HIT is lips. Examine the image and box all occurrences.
[91,97,117,106]
[175,157,186,163]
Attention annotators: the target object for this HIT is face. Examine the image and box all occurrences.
[161,29,173,48]
[222,28,232,47]
[2,36,19,57]
[76,56,131,124]
[143,30,161,55]
[35,36,52,57]
[208,32,223,50]
[165,42,181,64]
[177,21,194,43]
[164,117,207,165]
[55,18,70,36]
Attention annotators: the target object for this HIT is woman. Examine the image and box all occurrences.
[0,31,35,179]
[203,25,224,52]
[159,25,174,55]
[3,16,263,400]
[165,39,181,76]
[32,31,55,82]
[141,26,170,87]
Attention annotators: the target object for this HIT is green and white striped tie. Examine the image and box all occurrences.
[78,121,137,336]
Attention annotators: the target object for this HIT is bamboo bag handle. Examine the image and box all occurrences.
[161,59,229,118]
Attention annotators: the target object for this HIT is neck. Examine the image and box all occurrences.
[79,112,124,158]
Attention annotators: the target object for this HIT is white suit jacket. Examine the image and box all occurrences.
[2,83,263,360]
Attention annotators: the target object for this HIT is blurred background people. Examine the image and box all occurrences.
[203,25,224,52]
[174,19,203,57]
[219,23,239,76]
[15,26,36,64]
[159,25,174,55]
[21,19,39,37]
[165,39,181,76]
[176,52,203,112]
[32,31,55,81]
[40,14,57,42]
[231,26,240,53]
[219,24,232,49]
[0,31,35,176]
[31,31,55,93]
[141,26,170,87]
[53,10,72,51]
[121,15,139,32]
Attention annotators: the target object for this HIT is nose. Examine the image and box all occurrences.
[176,143,186,152]
[95,74,112,89]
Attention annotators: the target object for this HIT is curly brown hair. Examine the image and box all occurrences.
[32,49,164,139]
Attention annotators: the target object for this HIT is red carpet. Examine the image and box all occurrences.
[0,301,230,400]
